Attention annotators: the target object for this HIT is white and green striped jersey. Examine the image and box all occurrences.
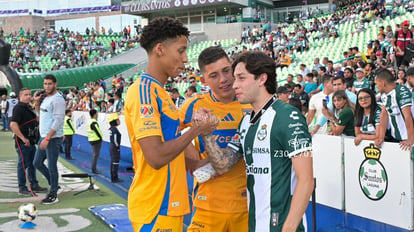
[228,97,311,232]
[381,85,412,141]
[353,78,371,93]
[360,105,382,135]
[385,0,394,10]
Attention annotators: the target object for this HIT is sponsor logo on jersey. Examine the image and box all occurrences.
[246,164,270,174]
[252,147,271,154]
[221,113,235,122]
[143,120,156,126]
[289,111,300,120]
[140,105,154,118]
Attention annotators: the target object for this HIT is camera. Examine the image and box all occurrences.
[35,90,46,97]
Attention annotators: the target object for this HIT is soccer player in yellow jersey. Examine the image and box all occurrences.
[124,17,217,231]
[180,46,249,231]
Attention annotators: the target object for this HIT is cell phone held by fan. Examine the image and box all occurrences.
[322,99,328,109]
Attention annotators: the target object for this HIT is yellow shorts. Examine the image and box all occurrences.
[132,215,183,232]
[187,207,248,232]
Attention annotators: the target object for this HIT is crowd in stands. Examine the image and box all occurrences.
[2,0,414,149]
[1,26,139,73]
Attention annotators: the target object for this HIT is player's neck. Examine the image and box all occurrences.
[252,93,273,113]
[146,61,167,86]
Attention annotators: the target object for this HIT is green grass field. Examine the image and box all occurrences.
[0,131,128,232]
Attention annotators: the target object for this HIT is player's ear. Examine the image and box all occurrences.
[200,76,206,85]
[259,73,268,86]
[154,43,164,57]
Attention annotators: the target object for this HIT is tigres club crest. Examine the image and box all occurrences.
[358,144,388,201]
[257,124,267,141]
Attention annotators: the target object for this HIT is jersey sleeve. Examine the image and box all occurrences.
[397,85,412,108]
[374,105,382,126]
[127,83,162,141]
[179,96,198,130]
[282,109,312,158]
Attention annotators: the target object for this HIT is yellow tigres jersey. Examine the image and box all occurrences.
[124,73,190,224]
[180,91,250,213]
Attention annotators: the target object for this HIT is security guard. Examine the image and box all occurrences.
[88,109,103,174]
[108,113,123,183]
[63,110,75,160]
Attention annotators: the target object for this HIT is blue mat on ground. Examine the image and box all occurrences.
[67,134,195,226]
[89,204,133,232]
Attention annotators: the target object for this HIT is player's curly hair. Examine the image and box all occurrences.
[139,17,190,53]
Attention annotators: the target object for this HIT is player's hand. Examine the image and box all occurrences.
[354,135,362,146]
[192,108,219,136]
[22,137,30,147]
[400,139,414,151]
[374,136,384,149]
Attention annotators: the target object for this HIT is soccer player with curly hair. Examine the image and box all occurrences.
[124,17,216,231]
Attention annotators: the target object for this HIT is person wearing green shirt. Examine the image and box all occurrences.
[354,88,381,145]
[328,90,355,136]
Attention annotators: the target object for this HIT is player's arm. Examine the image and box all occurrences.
[400,106,414,150]
[375,106,388,148]
[139,124,211,170]
[201,134,243,175]
[306,109,315,125]
[282,152,314,232]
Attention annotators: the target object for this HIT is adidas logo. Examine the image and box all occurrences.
[221,113,235,122]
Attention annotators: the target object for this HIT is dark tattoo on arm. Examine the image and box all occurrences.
[203,134,243,175]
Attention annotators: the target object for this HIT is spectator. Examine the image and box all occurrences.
[327,90,355,136]
[170,88,185,108]
[113,92,123,113]
[304,73,318,94]
[10,88,48,196]
[292,83,309,108]
[307,75,333,134]
[375,68,414,150]
[6,92,18,131]
[344,67,355,90]
[300,63,311,77]
[312,57,322,71]
[276,86,290,103]
[352,68,371,93]
[0,94,7,130]
[354,88,381,145]
[33,74,66,205]
[394,20,412,67]
[397,69,406,84]
[286,74,296,89]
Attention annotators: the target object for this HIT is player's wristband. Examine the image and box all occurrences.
[44,138,50,142]
[193,162,216,184]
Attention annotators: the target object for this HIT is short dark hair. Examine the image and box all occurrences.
[65,109,71,115]
[332,76,345,83]
[89,109,97,118]
[108,98,114,104]
[306,72,314,78]
[319,66,327,72]
[232,51,277,94]
[44,74,57,83]
[376,68,395,83]
[139,17,190,53]
[322,74,333,84]
[289,98,302,112]
[198,46,229,74]
[19,88,30,95]
[187,86,197,93]
[171,88,179,94]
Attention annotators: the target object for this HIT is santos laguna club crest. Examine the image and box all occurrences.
[359,144,388,201]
